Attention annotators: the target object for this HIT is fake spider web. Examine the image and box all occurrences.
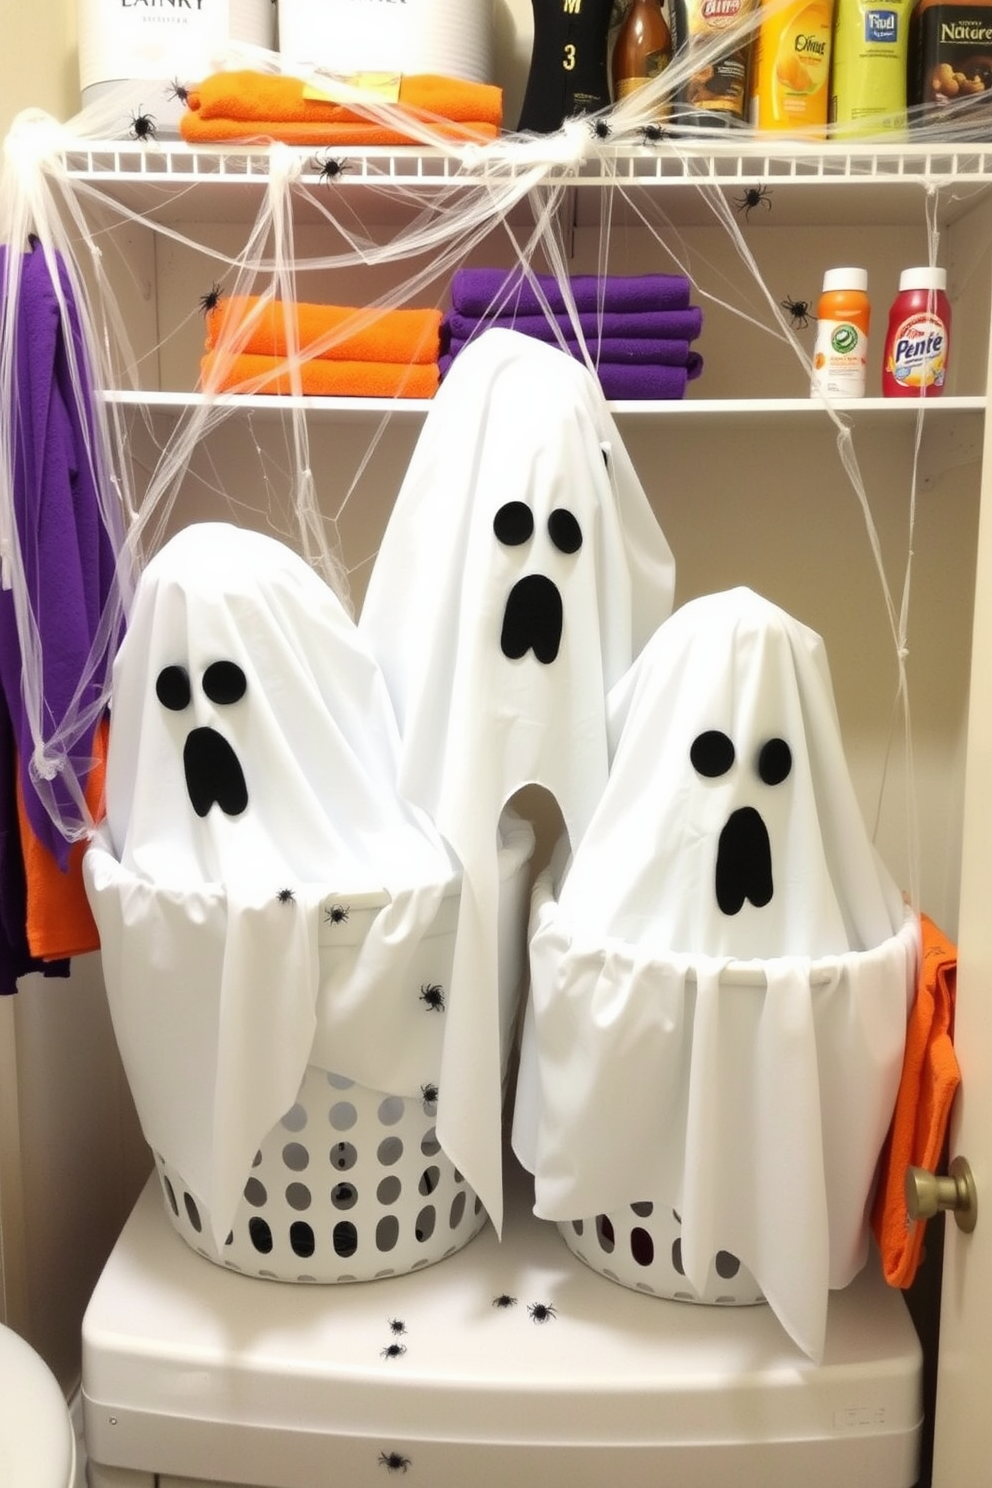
[0,2,982,913]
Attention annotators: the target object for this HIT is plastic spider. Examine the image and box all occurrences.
[492,1292,518,1309]
[734,185,772,221]
[419,982,445,1012]
[381,1342,407,1359]
[325,902,350,925]
[276,887,296,904]
[528,1301,557,1323]
[199,283,223,316]
[129,111,157,143]
[313,155,355,183]
[781,294,814,329]
[589,116,613,141]
[379,1452,411,1474]
[166,78,190,105]
[387,1318,407,1336]
[420,1082,439,1110]
[640,122,670,144]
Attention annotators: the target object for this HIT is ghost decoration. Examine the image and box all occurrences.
[359,329,677,1230]
[85,522,458,1250]
[512,587,918,1361]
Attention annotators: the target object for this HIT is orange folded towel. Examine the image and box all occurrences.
[870,912,961,1288]
[201,350,439,398]
[206,297,442,366]
[180,70,502,146]
[15,717,108,962]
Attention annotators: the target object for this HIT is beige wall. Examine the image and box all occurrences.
[0,0,79,135]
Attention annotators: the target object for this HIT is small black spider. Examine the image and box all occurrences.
[325,902,350,925]
[492,1292,518,1309]
[733,184,772,222]
[379,1451,411,1474]
[313,155,355,183]
[781,294,814,330]
[199,283,223,316]
[166,78,190,105]
[129,110,157,143]
[640,121,670,144]
[387,1317,407,1336]
[528,1301,557,1323]
[420,1081,439,1110]
[420,982,445,1012]
[381,1342,407,1359]
[276,887,296,904]
[589,116,613,141]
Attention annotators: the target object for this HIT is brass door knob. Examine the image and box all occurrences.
[905,1156,978,1234]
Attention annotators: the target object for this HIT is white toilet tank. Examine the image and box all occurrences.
[0,1323,76,1488]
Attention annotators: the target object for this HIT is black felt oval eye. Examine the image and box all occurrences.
[757,737,792,786]
[202,660,247,706]
[493,501,534,547]
[155,665,191,712]
[690,730,735,779]
[548,508,583,555]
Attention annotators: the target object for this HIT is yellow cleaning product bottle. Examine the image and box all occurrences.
[829,0,913,133]
[751,0,834,132]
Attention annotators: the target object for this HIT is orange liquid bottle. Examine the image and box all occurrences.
[810,267,870,399]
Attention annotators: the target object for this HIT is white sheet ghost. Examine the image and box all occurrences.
[359,329,677,1230]
[84,522,458,1250]
[512,587,917,1361]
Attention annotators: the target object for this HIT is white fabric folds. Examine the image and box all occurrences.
[359,329,677,1229]
[512,588,918,1361]
[85,522,458,1249]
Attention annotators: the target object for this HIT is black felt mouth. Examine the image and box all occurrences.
[183,726,248,818]
[715,805,773,915]
[500,573,563,664]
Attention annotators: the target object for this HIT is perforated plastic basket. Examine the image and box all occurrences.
[151,814,534,1282]
[155,1065,488,1281]
[557,1204,764,1306]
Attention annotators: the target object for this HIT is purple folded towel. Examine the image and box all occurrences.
[439,347,703,398]
[443,306,704,345]
[450,269,692,318]
[444,332,693,366]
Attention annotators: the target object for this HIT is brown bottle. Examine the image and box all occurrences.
[611,0,673,115]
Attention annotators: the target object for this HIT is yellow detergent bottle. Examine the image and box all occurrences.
[752,0,834,133]
[829,0,913,133]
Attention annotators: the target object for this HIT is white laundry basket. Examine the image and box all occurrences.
[152,814,534,1282]
[558,1201,764,1306]
[517,863,917,1318]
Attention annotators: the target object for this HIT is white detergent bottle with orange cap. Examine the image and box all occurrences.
[810,268,870,398]
[882,267,952,397]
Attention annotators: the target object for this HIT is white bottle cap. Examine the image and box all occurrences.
[822,267,868,291]
[898,266,947,292]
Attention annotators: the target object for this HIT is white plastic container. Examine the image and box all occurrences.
[276,0,495,83]
[77,0,275,125]
[149,813,534,1284]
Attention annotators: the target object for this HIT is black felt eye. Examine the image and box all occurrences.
[757,737,792,786]
[202,660,247,705]
[156,665,191,712]
[493,501,534,546]
[690,730,735,779]
[547,508,582,555]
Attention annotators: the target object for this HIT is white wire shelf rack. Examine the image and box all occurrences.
[61,139,992,228]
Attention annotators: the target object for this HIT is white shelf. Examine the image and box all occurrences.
[63,138,992,229]
[102,389,986,423]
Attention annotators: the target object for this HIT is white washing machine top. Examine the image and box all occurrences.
[0,1323,75,1488]
[82,1159,922,1488]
